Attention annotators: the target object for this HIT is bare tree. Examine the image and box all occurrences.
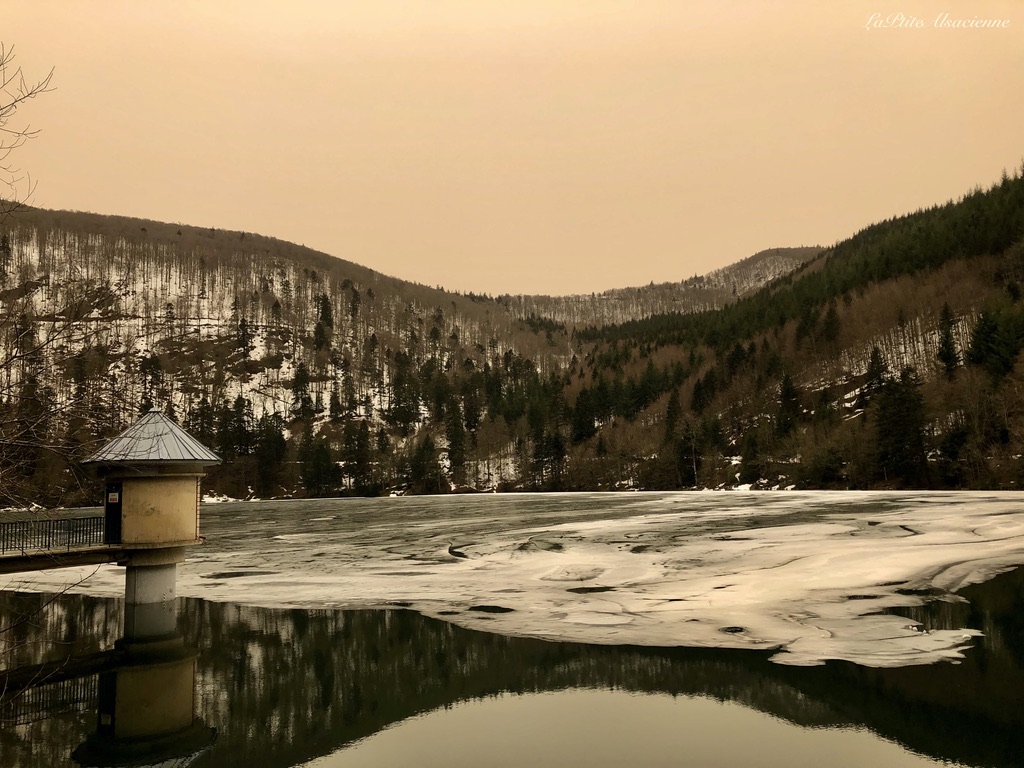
[0,45,88,510]
[0,43,53,225]
[0,39,111,700]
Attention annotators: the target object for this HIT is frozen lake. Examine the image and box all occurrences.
[13,490,1024,666]
[2,570,1023,768]
[3,491,1024,767]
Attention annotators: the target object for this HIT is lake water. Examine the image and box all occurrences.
[2,492,1024,766]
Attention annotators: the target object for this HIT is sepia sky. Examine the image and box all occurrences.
[5,1,1023,295]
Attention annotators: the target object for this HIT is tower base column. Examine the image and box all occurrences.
[124,563,178,640]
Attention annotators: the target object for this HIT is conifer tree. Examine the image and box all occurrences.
[663,388,681,444]
[858,346,888,408]
[775,373,800,438]
[409,434,440,493]
[237,317,254,358]
[329,380,343,421]
[300,435,337,498]
[353,420,372,493]
[821,302,840,346]
[230,394,254,455]
[739,428,761,484]
[291,362,314,421]
[376,427,391,455]
[875,367,928,486]
[937,303,959,379]
[967,310,1019,378]
[571,388,597,443]
[677,420,701,487]
[445,397,467,484]
[317,293,333,328]
[186,394,216,447]
[254,412,287,497]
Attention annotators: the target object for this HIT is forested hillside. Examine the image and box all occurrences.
[499,247,820,327]
[0,207,805,505]
[2,165,1023,503]
[565,166,1024,491]
[0,209,568,504]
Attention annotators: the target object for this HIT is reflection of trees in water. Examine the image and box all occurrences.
[1,592,120,669]
[0,593,122,768]
[184,602,851,768]
[1,567,1022,768]
[182,570,1024,768]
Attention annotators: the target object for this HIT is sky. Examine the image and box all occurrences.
[4,1,1023,296]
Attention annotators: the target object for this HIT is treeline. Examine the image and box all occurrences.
[579,169,1024,351]
[5,167,1024,502]
[500,247,819,328]
[0,207,577,504]
[179,346,569,498]
[550,166,1024,492]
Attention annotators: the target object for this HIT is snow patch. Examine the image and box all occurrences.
[14,491,1024,669]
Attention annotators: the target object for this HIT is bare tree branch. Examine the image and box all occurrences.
[0,43,54,226]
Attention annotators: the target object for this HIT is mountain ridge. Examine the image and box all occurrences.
[2,164,1023,503]
[498,246,821,328]
[8,205,818,322]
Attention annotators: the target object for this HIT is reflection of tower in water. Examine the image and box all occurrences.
[72,599,216,768]
[70,409,220,766]
[0,596,215,767]
[1,409,221,766]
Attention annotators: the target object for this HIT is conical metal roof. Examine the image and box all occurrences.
[83,410,221,466]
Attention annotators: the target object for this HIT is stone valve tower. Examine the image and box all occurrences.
[82,409,220,636]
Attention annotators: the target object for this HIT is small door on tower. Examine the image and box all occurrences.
[104,482,123,544]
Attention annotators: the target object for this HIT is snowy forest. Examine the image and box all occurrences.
[2,167,1024,505]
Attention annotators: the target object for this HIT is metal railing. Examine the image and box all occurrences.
[0,674,98,725]
[0,516,106,555]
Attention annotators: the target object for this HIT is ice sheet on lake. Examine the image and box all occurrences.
[11,491,1024,667]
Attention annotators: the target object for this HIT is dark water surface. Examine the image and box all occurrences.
[1,566,1023,768]
[15,492,1024,666]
